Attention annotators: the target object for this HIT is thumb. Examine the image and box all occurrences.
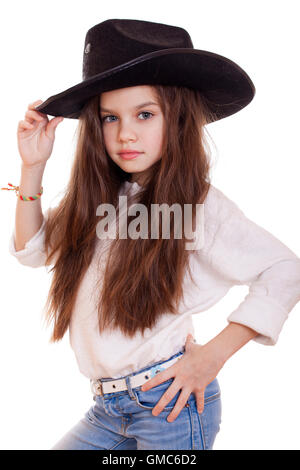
[46,116,64,138]
[185,333,194,348]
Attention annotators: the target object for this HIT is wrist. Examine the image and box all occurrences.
[202,340,228,369]
[204,322,258,366]
[21,163,46,184]
[18,164,45,200]
[21,162,46,174]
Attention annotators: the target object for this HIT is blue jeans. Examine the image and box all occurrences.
[51,349,221,450]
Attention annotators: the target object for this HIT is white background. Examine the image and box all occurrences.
[1,0,299,450]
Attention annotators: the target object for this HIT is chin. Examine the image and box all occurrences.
[121,162,147,171]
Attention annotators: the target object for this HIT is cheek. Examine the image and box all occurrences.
[102,127,113,149]
[144,122,164,153]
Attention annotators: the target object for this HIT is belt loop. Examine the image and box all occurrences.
[90,379,103,397]
[125,376,135,400]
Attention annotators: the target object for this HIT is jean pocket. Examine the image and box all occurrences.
[198,393,222,450]
[203,377,221,402]
[132,378,181,411]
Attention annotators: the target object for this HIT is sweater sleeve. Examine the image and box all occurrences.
[8,207,52,268]
[205,186,300,345]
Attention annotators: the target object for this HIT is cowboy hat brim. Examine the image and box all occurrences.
[35,48,255,123]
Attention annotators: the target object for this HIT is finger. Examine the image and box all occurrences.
[18,120,34,131]
[28,100,48,120]
[50,116,64,124]
[28,99,43,109]
[47,116,64,130]
[166,389,191,423]
[184,333,194,350]
[25,109,46,123]
[152,381,180,417]
[196,391,205,414]
[45,116,64,139]
[141,367,172,391]
[34,110,49,122]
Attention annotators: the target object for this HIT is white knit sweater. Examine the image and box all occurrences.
[9,181,300,380]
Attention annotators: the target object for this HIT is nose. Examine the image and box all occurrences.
[117,120,137,143]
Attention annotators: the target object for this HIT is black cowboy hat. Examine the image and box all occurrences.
[35,18,255,123]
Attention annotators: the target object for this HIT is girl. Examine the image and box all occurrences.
[7,19,300,450]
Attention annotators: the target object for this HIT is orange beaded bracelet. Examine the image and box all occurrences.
[1,182,43,201]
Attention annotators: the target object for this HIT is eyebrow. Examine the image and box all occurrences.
[100,101,159,113]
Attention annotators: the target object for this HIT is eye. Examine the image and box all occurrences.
[138,111,153,120]
[101,115,117,123]
[101,111,154,123]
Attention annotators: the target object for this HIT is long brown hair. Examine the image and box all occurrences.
[42,85,217,342]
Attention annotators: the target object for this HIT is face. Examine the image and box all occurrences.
[99,85,164,186]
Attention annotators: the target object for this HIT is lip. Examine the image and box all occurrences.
[118,151,143,160]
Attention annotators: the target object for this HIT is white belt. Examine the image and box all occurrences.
[90,353,184,397]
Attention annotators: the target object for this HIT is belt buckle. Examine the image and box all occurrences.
[90,379,103,397]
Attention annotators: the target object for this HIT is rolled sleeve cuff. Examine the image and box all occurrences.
[227,293,288,346]
[9,218,47,268]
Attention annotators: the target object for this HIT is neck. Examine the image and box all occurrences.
[130,175,145,187]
